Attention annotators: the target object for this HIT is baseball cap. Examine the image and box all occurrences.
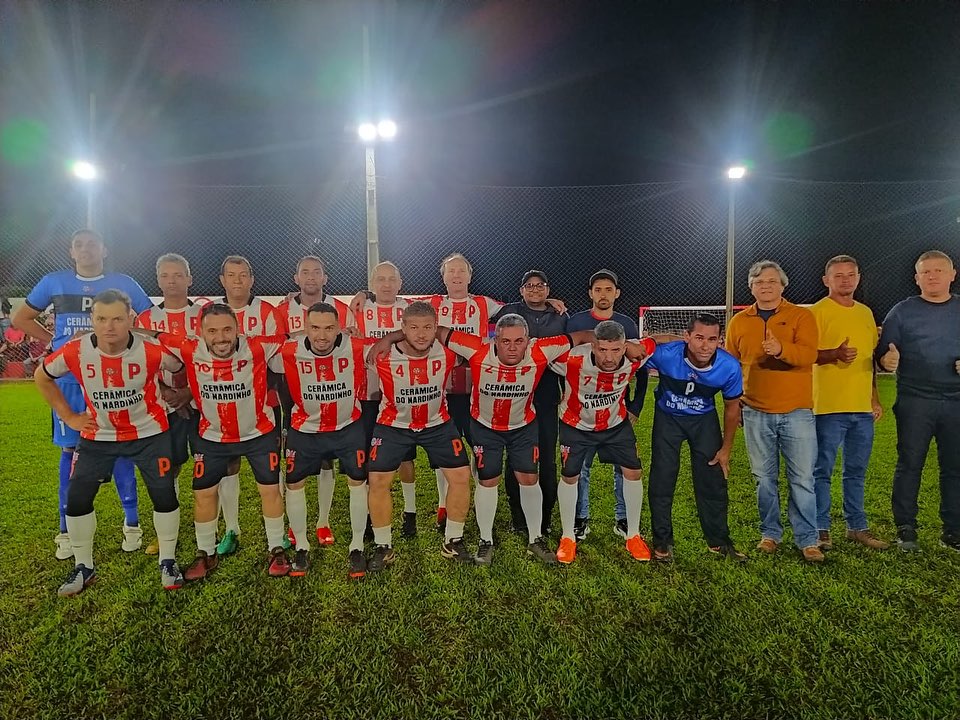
[589,269,619,288]
[521,270,549,285]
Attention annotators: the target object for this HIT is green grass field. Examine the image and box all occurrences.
[1,376,957,720]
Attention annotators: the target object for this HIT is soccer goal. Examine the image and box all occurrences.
[637,305,747,338]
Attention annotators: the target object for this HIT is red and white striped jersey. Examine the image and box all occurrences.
[552,345,644,431]
[425,294,503,395]
[375,341,457,430]
[268,334,366,432]
[43,333,177,442]
[276,293,350,335]
[346,297,411,401]
[224,297,282,337]
[136,301,204,338]
[160,333,283,442]
[445,331,572,431]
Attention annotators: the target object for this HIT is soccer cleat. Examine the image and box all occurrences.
[709,544,748,563]
[290,549,310,577]
[845,529,889,550]
[58,564,97,597]
[556,537,577,565]
[801,545,826,563]
[216,529,240,556]
[54,533,73,561]
[401,512,418,539]
[267,547,291,577]
[652,544,674,563]
[526,537,558,565]
[940,532,960,552]
[613,518,628,539]
[441,537,475,564]
[817,530,833,551]
[367,544,395,573]
[474,540,494,566]
[122,524,144,552]
[756,537,779,554]
[626,534,652,562]
[435,507,448,534]
[896,525,920,553]
[144,537,160,556]
[184,550,219,582]
[160,560,185,590]
[316,526,335,546]
[574,517,591,541]
[348,549,367,579]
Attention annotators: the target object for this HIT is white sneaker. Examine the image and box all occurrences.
[54,532,73,560]
[122,524,143,552]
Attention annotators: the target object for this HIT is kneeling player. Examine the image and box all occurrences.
[366,302,473,571]
[269,302,371,578]
[35,290,183,596]
[552,320,654,564]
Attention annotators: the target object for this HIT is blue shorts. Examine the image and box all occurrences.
[52,379,85,448]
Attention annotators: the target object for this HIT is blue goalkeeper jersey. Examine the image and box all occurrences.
[646,340,742,416]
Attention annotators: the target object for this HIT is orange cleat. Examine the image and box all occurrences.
[556,536,577,565]
[626,534,651,562]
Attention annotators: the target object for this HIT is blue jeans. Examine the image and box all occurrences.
[813,412,875,531]
[741,406,818,549]
[576,451,625,521]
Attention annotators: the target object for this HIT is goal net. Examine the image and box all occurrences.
[637,305,747,338]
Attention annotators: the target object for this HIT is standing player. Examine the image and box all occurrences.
[566,270,647,540]
[34,290,183,596]
[12,229,152,559]
[154,303,291,579]
[645,314,748,563]
[347,261,419,537]
[270,302,370,578]
[136,253,204,555]
[552,320,653,564]
[215,255,283,557]
[366,301,473,570]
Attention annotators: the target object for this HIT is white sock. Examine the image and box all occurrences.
[66,511,96,569]
[195,519,218,555]
[445,519,465,542]
[286,486,310,551]
[401,481,417,513]
[474,484,498,543]
[435,468,448,508]
[623,477,644,538]
[519,483,544,544]
[263,514,286,551]
[349,484,369,552]
[373,525,392,547]
[218,474,241,534]
[557,481,578,540]
[153,509,180,562]
[317,469,335,527]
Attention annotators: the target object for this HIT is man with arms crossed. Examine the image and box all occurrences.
[35,290,183,595]
[877,250,960,552]
[14,229,151,558]
[811,255,887,551]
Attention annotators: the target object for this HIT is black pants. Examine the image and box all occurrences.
[648,408,730,547]
[504,382,559,534]
[892,393,960,533]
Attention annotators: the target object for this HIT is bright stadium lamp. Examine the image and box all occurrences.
[358,123,378,143]
[377,119,397,140]
[727,165,747,180]
[71,160,99,181]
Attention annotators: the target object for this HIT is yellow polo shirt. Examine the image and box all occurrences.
[810,297,878,415]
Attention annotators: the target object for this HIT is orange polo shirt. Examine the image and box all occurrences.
[725,300,818,414]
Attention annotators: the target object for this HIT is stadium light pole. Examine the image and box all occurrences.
[358,119,397,280]
[71,159,99,229]
[725,165,747,326]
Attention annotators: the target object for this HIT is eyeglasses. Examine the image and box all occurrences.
[522,282,548,289]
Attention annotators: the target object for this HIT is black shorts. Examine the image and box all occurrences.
[559,421,642,478]
[191,431,282,491]
[168,409,199,467]
[369,421,469,473]
[72,433,174,488]
[276,378,294,432]
[361,400,416,463]
[285,424,368,483]
[470,418,539,481]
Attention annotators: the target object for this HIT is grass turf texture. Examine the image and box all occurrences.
[0,376,957,720]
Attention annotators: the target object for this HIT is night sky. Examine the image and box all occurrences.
[3,0,960,191]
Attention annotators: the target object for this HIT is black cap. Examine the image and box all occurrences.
[589,269,619,288]
[521,270,549,285]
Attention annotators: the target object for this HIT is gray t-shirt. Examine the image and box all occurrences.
[877,294,960,399]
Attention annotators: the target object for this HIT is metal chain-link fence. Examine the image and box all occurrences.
[3,177,959,321]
